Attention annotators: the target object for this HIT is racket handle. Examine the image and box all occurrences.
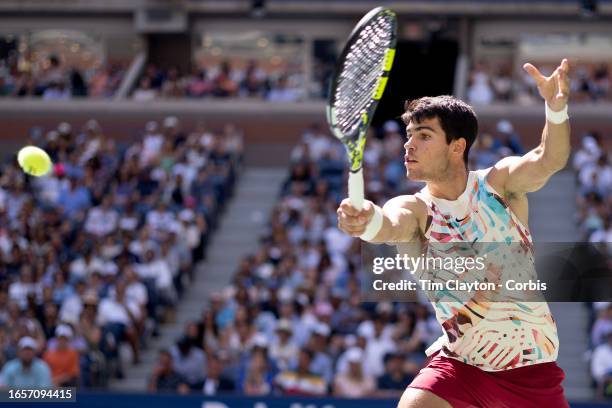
[348,169,365,211]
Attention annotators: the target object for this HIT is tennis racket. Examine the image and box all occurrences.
[326,6,397,211]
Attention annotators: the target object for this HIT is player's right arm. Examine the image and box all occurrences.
[336,195,426,243]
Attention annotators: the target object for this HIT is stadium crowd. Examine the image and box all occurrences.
[148,120,546,397]
[576,131,612,399]
[0,55,126,99]
[132,61,305,102]
[467,61,612,105]
[0,117,242,388]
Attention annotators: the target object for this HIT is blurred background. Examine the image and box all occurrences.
[0,0,610,407]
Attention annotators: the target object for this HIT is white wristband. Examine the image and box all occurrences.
[545,102,569,125]
[359,205,383,242]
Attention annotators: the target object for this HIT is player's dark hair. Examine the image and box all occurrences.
[401,95,478,164]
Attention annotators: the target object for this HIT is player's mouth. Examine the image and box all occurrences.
[404,156,418,164]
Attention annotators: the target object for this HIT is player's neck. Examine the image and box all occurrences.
[426,167,469,201]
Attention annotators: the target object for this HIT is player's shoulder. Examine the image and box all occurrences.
[486,156,521,194]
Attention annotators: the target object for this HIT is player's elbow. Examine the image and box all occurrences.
[541,151,569,174]
[533,147,567,175]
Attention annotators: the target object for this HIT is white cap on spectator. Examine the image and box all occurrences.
[58,122,72,134]
[99,263,118,276]
[257,263,274,279]
[179,209,195,222]
[163,116,179,128]
[252,333,269,349]
[376,301,393,314]
[46,130,59,142]
[313,323,331,337]
[276,319,292,333]
[496,120,513,134]
[278,287,294,303]
[582,135,600,155]
[55,324,73,338]
[169,220,182,234]
[383,120,400,133]
[146,121,158,132]
[18,336,37,350]
[346,347,364,363]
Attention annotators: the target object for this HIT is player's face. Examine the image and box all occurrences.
[404,117,451,181]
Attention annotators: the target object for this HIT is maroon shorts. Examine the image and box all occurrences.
[408,351,570,408]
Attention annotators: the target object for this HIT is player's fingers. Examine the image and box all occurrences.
[339,200,359,216]
[561,58,569,74]
[342,225,365,236]
[556,69,570,99]
[338,212,366,227]
[522,63,545,85]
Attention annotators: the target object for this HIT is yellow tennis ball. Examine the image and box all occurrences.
[17,146,52,177]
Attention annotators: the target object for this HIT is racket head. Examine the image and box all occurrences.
[326,7,398,172]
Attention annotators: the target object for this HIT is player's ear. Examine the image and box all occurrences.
[452,138,466,157]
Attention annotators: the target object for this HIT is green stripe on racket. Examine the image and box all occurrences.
[326,6,397,210]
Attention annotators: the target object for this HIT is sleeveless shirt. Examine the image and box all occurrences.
[412,169,559,371]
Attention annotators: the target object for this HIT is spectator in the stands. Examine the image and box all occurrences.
[42,324,80,386]
[133,77,157,102]
[148,349,190,394]
[592,304,612,348]
[161,67,183,98]
[269,319,298,371]
[467,63,494,105]
[591,328,612,399]
[274,349,326,396]
[97,280,141,365]
[241,60,267,97]
[376,352,416,397]
[494,120,525,155]
[267,75,301,102]
[57,177,91,218]
[170,336,206,390]
[0,336,52,388]
[241,345,273,396]
[580,154,612,198]
[333,347,375,398]
[43,81,70,100]
[202,353,235,395]
[69,68,88,97]
[186,68,213,98]
[308,323,333,384]
[85,196,119,237]
[213,61,238,97]
[573,133,603,173]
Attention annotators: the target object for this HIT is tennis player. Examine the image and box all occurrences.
[337,59,571,407]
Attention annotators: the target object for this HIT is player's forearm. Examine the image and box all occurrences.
[539,120,570,172]
[368,206,417,243]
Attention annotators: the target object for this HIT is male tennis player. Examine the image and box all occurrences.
[337,59,571,407]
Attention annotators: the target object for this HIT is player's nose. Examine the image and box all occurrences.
[404,137,413,150]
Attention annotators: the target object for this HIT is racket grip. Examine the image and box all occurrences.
[348,169,365,211]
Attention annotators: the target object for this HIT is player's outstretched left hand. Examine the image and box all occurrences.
[523,58,570,112]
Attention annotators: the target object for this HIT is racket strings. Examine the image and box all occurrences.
[334,13,395,135]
